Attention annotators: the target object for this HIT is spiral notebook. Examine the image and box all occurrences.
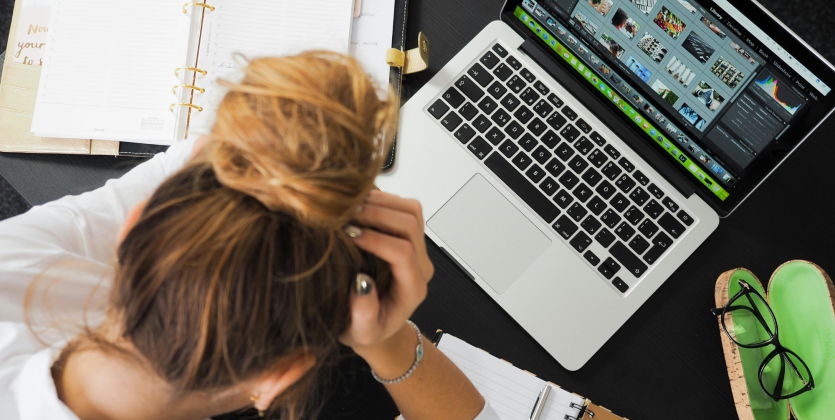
[29,0,356,146]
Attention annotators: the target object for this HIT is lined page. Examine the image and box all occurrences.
[438,334,585,420]
[31,0,194,145]
[350,0,396,97]
[189,0,354,135]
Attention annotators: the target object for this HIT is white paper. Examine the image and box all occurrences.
[189,0,355,135]
[12,8,51,66]
[31,0,195,145]
[350,0,396,96]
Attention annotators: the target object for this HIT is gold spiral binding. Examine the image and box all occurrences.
[172,85,206,94]
[182,2,215,14]
[170,103,203,112]
[174,67,207,77]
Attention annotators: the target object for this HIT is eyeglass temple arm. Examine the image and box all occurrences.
[710,308,724,317]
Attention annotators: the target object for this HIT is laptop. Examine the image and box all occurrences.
[377,0,835,370]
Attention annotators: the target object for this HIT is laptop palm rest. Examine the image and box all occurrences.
[427,174,551,295]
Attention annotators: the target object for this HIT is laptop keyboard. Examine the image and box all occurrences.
[425,43,698,295]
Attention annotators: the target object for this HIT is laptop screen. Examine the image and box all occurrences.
[507,0,835,213]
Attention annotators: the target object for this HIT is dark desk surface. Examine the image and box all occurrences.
[3,1,835,418]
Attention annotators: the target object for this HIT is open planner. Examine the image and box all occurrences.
[30,0,356,146]
[427,333,627,420]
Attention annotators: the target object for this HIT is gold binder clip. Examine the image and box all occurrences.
[175,67,207,77]
[183,2,215,14]
[172,85,206,94]
[170,103,203,112]
[386,32,430,75]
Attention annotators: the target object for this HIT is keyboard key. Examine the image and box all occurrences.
[629,187,650,206]
[466,137,492,160]
[589,131,606,147]
[677,210,694,226]
[602,161,622,180]
[492,43,508,57]
[616,175,637,194]
[533,99,554,118]
[547,93,564,108]
[559,171,580,190]
[573,184,593,202]
[553,215,578,239]
[468,63,494,87]
[582,168,602,187]
[574,138,594,155]
[624,206,645,225]
[600,209,621,229]
[618,157,635,173]
[612,277,629,293]
[653,232,673,249]
[610,193,629,212]
[587,196,607,215]
[598,262,616,279]
[506,75,526,94]
[588,149,608,167]
[512,152,532,171]
[528,118,546,136]
[610,242,648,278]
[518,133,538,151]
[487,81,508,99]
[555,143,575,161]
[532,145,552,164]
[478,97,498,115]
[570,232,592,253]
[643,245,666,265]
[568,156,589,174]
[604,144,621,160]
[526,164,546,183]
[603,257,621,274]
[428,99,450,119]
[658,213,685,239]
[546,111,568,130]
[628,236,650,254]
[506,55,523,70]
[441,112,463,131]
[584,251,601,266]
[559,125,581,142]
[514,106,534,124]
[442,87,466,108]
[541,130,560,149]
[575,118,592,134]
[638,219,659,239]
[644,200,664,219]
[485,127,505,145]
[662,197,679,213]
[567,203,588,222]
[454,124,476,144]
[553,189,573,208]
[491,109,511,126]
[473,115,491,133]
[595,228,616,248]
[534,80,550,96]
[499,139,519,158]
[455,76,484,102]
[596,180,616,200]
[520,87,540,106]
[493,63,513,81]
[505,121,524,139]
[500,94,521,112]
[459,103,478,120]
[647,183,664,200]
[545,158,566,177]
[485,153,560,222]
[562,106,578,120]
[520,68,536,83]
[615,222,635,242]
[581,216,602,235]
[479,51,499,69]
[540,177,559,196]
[633,170,650,186]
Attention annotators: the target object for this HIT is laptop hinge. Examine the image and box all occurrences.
[518,40,696,199]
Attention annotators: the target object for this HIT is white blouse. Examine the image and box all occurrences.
[0,138,500,420]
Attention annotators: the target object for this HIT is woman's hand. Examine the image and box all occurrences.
[340,190,434,359]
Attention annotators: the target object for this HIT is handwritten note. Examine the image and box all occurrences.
[350,0,396,97]
[13,7,52,65]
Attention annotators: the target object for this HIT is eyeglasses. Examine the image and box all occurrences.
[711,279,814,401]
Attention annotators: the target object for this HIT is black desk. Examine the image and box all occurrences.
[3,1,835,418]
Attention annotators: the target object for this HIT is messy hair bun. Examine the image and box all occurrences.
[203,51,399,229]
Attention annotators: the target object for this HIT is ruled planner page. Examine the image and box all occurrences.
[31,0,195,145]
[189,0,354,135]
[437,335,586,420]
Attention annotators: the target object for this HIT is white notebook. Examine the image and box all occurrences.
[31,0,355,146]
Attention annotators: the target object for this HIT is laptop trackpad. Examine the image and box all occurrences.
[427,174,551,295]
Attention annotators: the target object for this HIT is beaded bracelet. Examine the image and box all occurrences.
[371,320,425,385]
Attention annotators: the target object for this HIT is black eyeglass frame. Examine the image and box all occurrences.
[711,279,815,401]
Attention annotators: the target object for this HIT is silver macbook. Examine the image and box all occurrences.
[377,0,835,369]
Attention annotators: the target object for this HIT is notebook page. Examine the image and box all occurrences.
[350,0,396,97]
[437,334,585,420]
[31,0,195,145]
[189,0,354,135]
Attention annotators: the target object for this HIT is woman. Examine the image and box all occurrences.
[0,52,500,420]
